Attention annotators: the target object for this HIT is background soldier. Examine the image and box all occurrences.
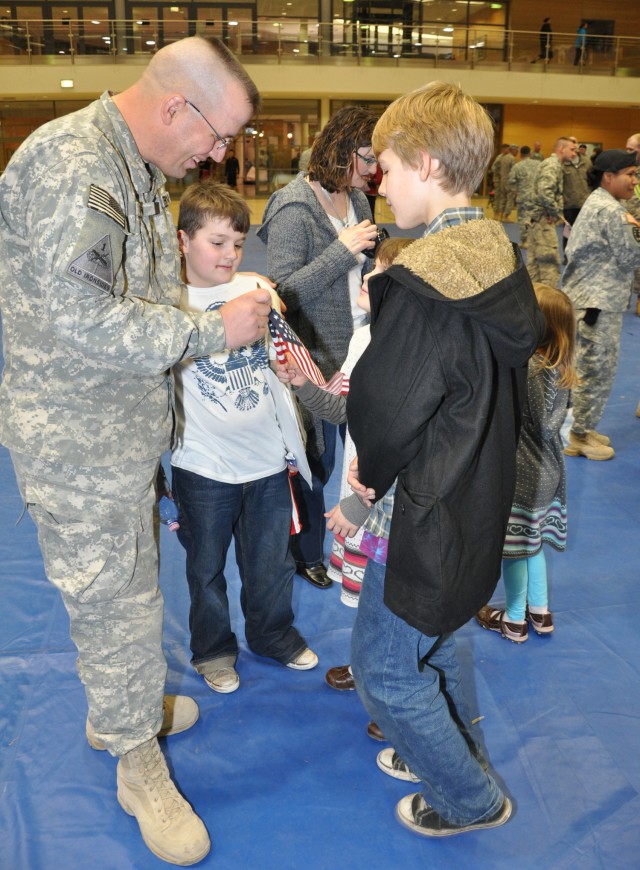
[563,149,640,460]
[491,143,510,220]
[526,136,577,286]
[625,132,640,316]
[0,36,269,865]
[508,145,540,248]
[562,137,591,250]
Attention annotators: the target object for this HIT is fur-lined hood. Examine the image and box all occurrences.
[370,219,537,369]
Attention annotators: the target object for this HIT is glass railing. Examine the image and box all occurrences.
[1,18,639,75]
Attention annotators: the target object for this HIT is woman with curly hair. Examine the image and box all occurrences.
[258,105,380,589]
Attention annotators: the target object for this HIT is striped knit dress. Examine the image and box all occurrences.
[503,356,569,558]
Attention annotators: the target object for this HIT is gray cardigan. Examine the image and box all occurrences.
[257,172,372,455]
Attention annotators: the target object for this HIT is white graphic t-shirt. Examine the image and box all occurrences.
[171,274,287,484]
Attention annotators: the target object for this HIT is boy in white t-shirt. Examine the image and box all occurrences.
[171,181,317,695]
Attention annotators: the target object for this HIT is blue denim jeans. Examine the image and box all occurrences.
[289,420,337,569]
[172,466,306,668]
[351,559,506,825]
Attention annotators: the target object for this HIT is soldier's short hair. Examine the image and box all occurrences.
[178,180,250,237]
[372,81,494,196]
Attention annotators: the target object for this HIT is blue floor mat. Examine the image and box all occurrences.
[1,225,639,869]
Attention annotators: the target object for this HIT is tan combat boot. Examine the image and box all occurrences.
[117,737,210,865]
[564,431,615,461]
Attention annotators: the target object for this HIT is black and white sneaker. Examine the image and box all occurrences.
[376,748,420,783]
[396,792,512,837]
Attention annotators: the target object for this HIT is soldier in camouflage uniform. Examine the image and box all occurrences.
[502,144,518,218]
[625,132,640,316]
[530,140,545,162]
[563,150,640,460]
[526,137,577,287]
[0,36,269,865]
[562,149,590,234]
[491,143,509,219]
[508,146,540,247]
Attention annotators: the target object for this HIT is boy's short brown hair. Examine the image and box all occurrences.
[372,81,494,195]
[178,180,250,238]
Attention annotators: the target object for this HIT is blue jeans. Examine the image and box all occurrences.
[172,466,306,668]
[289,420,337,569]
[351,559,506,825]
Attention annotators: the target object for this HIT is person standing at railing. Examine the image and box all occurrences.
[573,21,588,66]
[532,17,553,63]
[0,35,269,867]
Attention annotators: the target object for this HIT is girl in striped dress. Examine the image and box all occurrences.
[477,283,578,643]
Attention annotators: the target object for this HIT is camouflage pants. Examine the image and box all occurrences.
[493,183,508,215]
[517,208,535,247]
[571,310,624,434]
[11,453,166,756]
[526,219,561,287]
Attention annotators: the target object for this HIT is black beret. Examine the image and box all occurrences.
[593,149,637,173]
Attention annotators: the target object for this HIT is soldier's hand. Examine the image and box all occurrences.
[220,288,271,348]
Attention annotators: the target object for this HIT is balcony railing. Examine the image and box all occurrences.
[0,18,639,76]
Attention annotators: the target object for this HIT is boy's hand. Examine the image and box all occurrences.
[347,456,376,508]
[220,288,271,348]
[325,503,360,539]
[270,353,308,386]
[281,352,308,387]
[339,220,379,256]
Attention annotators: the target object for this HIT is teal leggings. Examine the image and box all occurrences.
[502,549,548,622]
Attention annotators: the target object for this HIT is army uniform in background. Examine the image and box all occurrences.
[562,153,591,231]
[563,184,640,458]
[508,149,541,247]
[626,184,640,315]
[527,153,566,286]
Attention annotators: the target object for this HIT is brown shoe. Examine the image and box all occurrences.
[564,431,614,461]
[367,721,385,741]
[476,606,528,643]
[325,664,355,690]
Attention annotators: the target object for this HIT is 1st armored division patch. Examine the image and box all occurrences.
[67,234,114,293]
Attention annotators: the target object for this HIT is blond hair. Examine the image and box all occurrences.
[532,283,578,389]
[372,82,494,195]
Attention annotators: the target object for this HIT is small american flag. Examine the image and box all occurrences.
[268,308,326,388]
[321,370,349,396]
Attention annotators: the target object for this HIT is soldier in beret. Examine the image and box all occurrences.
[563,150,640,460]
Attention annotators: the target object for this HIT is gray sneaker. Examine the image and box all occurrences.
[285,647,318,670]
[376,748,420,783]
[396,792,512,837]
[202,666,240,694]
[117,737,210,865]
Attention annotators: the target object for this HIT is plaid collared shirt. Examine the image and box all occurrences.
[360,208,485,563]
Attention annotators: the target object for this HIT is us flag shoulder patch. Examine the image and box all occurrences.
[87,184,127,231]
